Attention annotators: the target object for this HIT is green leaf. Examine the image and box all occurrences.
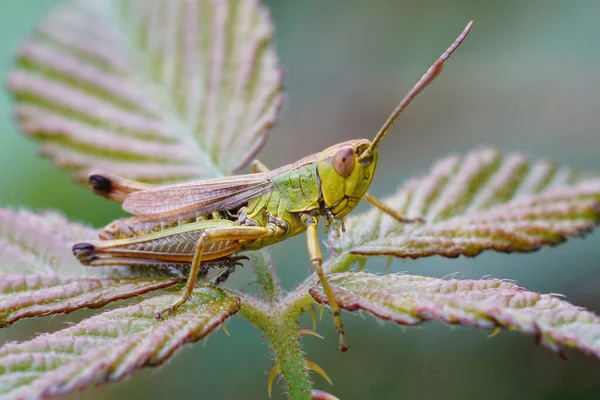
[310,272,600,359]
[0,287,239,399]
[0,208,182,324]
[8,0,283,182]
[332,148,600,259]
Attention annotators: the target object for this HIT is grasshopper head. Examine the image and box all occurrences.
[317,21,472,220]
[317,139,378,218]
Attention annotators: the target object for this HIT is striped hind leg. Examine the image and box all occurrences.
[85,171,153,203]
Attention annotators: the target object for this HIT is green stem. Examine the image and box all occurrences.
[240,300,312,400]
[237,251,362,397]
[249,250,281,303]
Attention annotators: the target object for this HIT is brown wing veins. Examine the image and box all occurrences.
[122,173,274,217]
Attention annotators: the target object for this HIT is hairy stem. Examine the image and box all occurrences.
[250,251,282,303]
[240,299,312,400]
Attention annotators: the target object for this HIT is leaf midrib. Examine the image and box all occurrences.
[110,1,225,179]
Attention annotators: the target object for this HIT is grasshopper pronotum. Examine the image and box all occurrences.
[73,21,473,352]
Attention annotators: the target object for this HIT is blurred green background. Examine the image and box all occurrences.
[2,1,600,399]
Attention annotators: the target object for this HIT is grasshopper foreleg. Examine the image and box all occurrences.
[304,215,349,352]
[364,192,425,224]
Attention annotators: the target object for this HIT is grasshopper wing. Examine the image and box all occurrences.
[122,173,273,216]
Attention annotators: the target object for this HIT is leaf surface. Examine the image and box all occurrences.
[311,272,600,359]
[332,148,600,258]
[0,287,239,399]
[0,208,178,279]
[0,274,181,328]
[9,0,283,182]
[0,208,182,324]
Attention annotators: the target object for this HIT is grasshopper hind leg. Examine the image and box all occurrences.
[88,175,113,195]
[155,226,273,319]
[75,226,273,319]
[72,242,96,263]
[86,171,152,203]
[72,241,247,279]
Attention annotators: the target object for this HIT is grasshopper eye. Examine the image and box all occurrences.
[333,146,355,177]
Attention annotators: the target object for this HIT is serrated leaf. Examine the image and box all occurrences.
[310,272,600,359]
[0,208,178,279]
[332,148,600,258]
[0,274,181,328]
[8,0,283,182]
[0,208,182,324]
[0,287,239,399]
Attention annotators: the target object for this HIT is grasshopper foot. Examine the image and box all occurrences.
[209,265,236,286]
[338,331,349,352]
[154,296,188,319]
[205,255,247,286]
[155,256,248,318]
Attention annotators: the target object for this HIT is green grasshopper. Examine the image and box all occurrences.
[73,21,472,352]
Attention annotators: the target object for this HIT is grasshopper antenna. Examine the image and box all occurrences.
[359,20,473,163]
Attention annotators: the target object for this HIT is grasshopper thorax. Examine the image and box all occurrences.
[317,139,378,218]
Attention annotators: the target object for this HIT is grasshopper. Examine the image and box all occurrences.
[73,22,472,352]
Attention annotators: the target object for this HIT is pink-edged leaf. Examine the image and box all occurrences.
[0,208,178,279]
[332,148,600,259]
[9,0,283,182]
[0,274,182,328]
[0,208,182,324]
[0,287,239,399]
[312,389,340,400]
[310,272,600,359]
